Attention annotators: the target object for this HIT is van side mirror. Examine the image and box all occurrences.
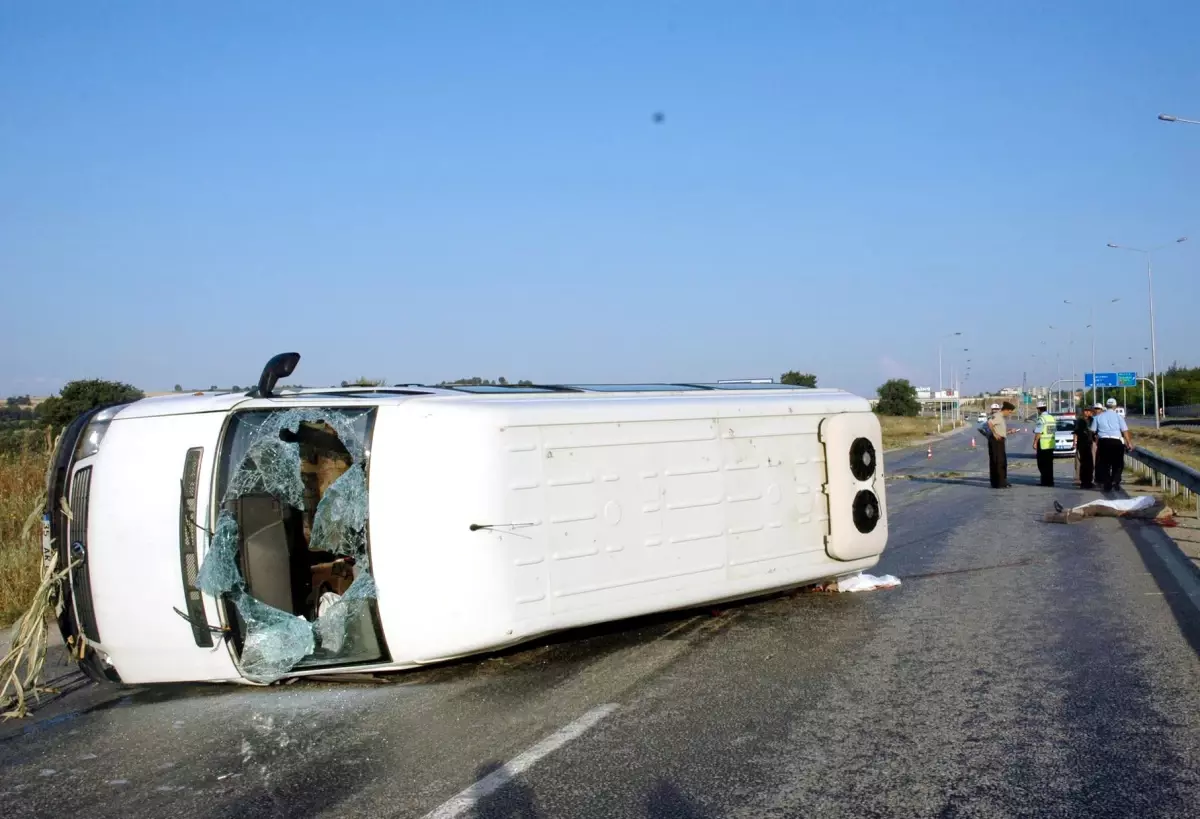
[254,352,301,398]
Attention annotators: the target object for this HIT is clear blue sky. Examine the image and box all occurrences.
[3,2,1198,397]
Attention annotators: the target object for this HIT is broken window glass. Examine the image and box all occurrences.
[312,572,377,657]
[233,592,316,682]
[195,511,241,597]
[195,407,381,683]
[309,464,368,567]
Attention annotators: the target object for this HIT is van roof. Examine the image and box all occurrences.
[114,383,849,419]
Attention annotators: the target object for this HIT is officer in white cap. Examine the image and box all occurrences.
[984,401,1014,488]
[1032,399,1057,487]
[1090,397,1133,492]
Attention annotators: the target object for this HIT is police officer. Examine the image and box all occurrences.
[1033,400,1056,487]
[1073,405,1096,489]
[1091,397,1134,492]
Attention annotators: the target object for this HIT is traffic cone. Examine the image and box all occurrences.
[970,437,976,449]
[927,446,933,459]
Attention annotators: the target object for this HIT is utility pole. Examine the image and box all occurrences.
[1141,349,1147,415]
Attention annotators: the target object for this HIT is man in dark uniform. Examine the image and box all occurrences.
[1074,406,1095,489]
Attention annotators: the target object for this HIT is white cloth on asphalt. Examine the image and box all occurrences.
[1073,496,1156,514]
[1043,494,1175,524]
[836,572,901,592]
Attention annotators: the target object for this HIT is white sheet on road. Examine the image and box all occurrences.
[1072,496,1157,514]
[1043,494,1175,525]
[836,572,902,593]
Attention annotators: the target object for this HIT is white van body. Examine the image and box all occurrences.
[45,380,889,686]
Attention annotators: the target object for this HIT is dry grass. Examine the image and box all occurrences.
[1121,427,1200,513]
[0,448,49,627]
[1130,427,1200,473]
[878,415,959,450]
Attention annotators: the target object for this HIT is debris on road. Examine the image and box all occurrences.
[1043,495,1176,525]
[808,572,902,593]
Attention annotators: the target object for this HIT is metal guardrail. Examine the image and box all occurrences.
[1161,419,1200,433]
[1124,447,1200,516]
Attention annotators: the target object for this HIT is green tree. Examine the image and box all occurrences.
[875,378,920,417]
[174,384,183,392]
[37,379,145,430]
[780,371,818,387]
[347,377,386,387]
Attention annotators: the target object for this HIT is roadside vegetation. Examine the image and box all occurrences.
[872,378,964,449]
[1130,426,1200,474]
[877,416,952,450]
[0,446,47,627]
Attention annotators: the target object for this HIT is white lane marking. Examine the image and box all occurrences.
[421,704,619,819]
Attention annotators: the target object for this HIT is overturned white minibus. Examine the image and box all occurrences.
[44,354,889,685]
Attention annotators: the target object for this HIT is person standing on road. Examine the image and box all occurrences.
[1033,400,1057,487]
[1073,406,1096,489]
[1091,397,1134,492]
[985,402,1014,488]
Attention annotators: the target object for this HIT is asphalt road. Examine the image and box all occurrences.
[3,428,1200,818]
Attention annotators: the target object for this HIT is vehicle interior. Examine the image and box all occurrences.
[222,416,384,669]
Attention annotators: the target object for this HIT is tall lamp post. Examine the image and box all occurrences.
[1106,237,1187,428]
[1036,340,1063,411]
[953,349,969,426]
[937,331,963,431]
[1064,298,1120,407]
[1048,324,1075,411]
[1140,347,1149,416]
[1158,113,1200,125]
[1125,356,1135,410]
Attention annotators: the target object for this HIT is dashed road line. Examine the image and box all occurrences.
[420,703,620,819]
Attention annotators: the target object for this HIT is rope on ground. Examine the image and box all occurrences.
[1,493,79,720]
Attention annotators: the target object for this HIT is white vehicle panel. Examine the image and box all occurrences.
[86,412,240,683]
[56,383,889,683]
[369,391,883,667]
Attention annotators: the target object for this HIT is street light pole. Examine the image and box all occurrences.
[1158,113,1200,125]
[1064,298,1119,409]
[1091,306,1097,404]
[1125,356,1133,409]
[1107,237,1187,429]
[1141,348,1147,415]
[1050,324,1076,411]
[936,331,962,432]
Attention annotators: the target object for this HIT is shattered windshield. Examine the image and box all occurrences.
[196,407,382,682]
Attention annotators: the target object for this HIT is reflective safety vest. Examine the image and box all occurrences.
[1037,412,1056,449]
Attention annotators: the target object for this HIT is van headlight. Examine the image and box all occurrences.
[74,406,126,459]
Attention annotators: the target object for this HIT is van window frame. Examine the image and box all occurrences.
[209,404,391,673]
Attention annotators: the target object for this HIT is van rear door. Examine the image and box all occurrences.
[819,413,888,561]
